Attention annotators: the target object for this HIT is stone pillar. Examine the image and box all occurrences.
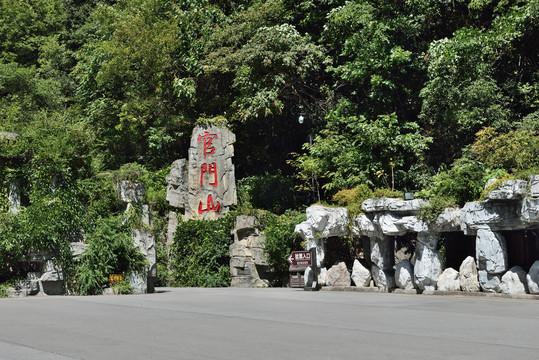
[413,232,442,291]
[369,236,395,291]
[475,228,507,292]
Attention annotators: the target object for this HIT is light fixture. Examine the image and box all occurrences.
[298,113,305,124]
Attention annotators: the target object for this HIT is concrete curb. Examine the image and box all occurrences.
[320,286,539,300]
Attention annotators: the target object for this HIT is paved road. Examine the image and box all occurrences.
[1,288,538,360]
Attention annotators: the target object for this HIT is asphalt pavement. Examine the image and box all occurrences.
[1,287,538,360]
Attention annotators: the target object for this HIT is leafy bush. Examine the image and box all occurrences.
[415,157,488,206]
[472,127,539,172]
[332,185,401,215]
[417,196,458,224]
[170,215,235,287]
[261,210,306,278]
[74,217,147,295]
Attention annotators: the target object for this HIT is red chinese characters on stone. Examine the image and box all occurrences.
[200,163,218,187]
[197,132,218,156]
[198,194,221,214]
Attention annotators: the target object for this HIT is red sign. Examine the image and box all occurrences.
[287,251,312,267]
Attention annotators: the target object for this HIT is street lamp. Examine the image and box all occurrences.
[298,112,318,202]
[298,113,312,146]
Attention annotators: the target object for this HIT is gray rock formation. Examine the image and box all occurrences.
[186,124,237,220]
[414,243,442,291]
[370,236,394,271]
[437,268,460,292]
[351,259,371,287]
[485,180,527,200]
[459,256,480,292]
[167,211,178,245]
[526,260,539,294]
[499,266,529,294]
[371,264,395,292]
[318,267,328,286]
[229,216,269,287]
[117,180,145,203]
[325,262,351,287]
[478,270,501,293]
[165,159,187,208]
[395,259,414,290]
[476,229,508,274]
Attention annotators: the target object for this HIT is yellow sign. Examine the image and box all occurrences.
[109,274,124,284]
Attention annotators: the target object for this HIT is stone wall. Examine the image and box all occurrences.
[295,178,539,295]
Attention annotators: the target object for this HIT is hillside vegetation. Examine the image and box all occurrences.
[1,0,538,289]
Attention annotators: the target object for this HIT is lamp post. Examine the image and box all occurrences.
[298,113,318,202]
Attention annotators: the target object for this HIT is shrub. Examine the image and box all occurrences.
[170,215,235,287]
[261,210,306,280]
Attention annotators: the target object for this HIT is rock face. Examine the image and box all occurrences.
[499,266,529,294]
[485,180,527,200]
[165,159,188,208]
[351,259,371,287]
[395,260,414,290]
[371,265,395,292]
[414,243,442,291]
[186,125,237,220]
[459,256,480,292]
[294,206,349,266]
[8,180,21,214]
[229,216,269,287]
[527,260,539,294]
[370,236,394,271]
[476,229,508,274]
[325,262,351,287]
[130,204,157,294]
[478,270,501,293]
[117,180,145,203]
[437,268,460,292]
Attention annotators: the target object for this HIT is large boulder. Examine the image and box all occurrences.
[478,270,501,293]
[325,262,351,287]
[476,229,508,274]
[353,215,377,237]
[351,260,371,287]
[371,265,395,292]
[485,180,527,200]
[306,206,349,238]
[361,198,427,214]
[437,268,460,292]
[461,201,521,234]
[395,260,414,290]
[414,243,442,291]
[526,260,539,294]
[459,256,480,292]
[499,266,529,294]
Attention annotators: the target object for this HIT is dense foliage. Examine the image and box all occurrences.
[1,0,538,290]
[170,215,235,287]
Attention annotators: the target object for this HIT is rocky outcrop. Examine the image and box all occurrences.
[294,206,349,266]
[499,266,529,294]
[230,216,269,287]
[351,259,371,287]
[459,256,480,292]
[186,125,237,220]
[476,229,508,274]
[437,268,460,292]
[527,260,539,294]
[414,243,442,291]
[478,270,501,293]
[325,262,351,287]
[395,259,414,290]
[117,180,145,203]
[371,265,395,292]
[165,159,188,208]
